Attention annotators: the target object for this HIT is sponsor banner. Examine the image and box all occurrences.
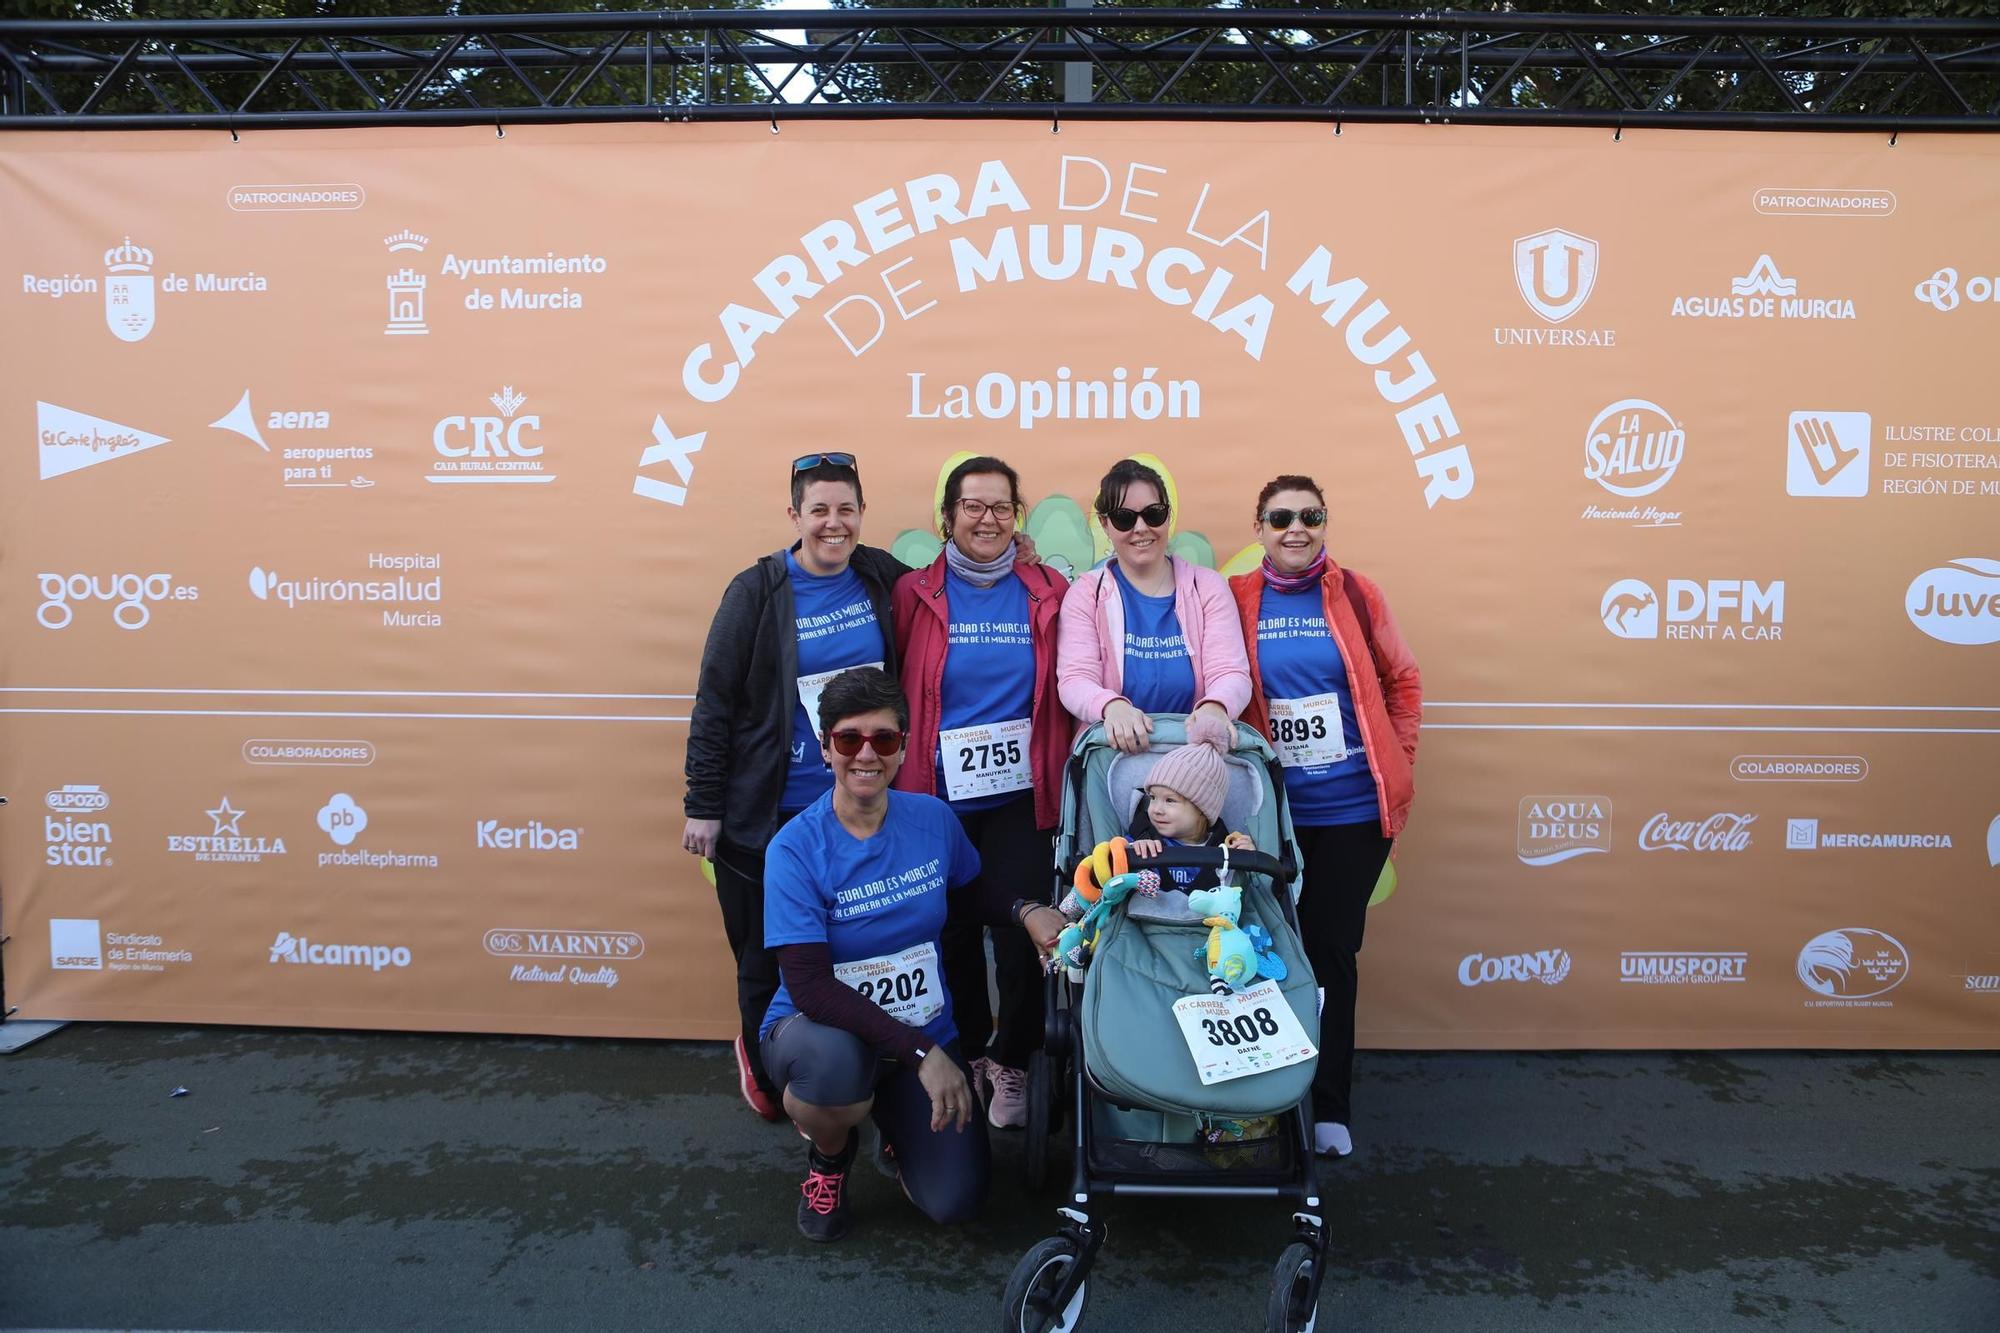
[2,123,1995,1049]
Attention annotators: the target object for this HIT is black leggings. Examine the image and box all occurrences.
[938,792,1052,1069]
[762,1014,991,1224]
[1293,820,1394,1125]
[712,819,796,1099]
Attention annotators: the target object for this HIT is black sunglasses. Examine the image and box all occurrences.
[793,452,857,472]
[1262,507,1327,530]
[1105,502,1172,532]
[828,728,906,757]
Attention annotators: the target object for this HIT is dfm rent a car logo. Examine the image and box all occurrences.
[1600,578,1784,641]
[1583,399,1684,499]
[1797,928,1909,1002]
[430,385,552,484]
[476,819,583,851]
[1905,558,2000,645]
[36,572,198,629]
[1638,813,1756,852]
[1459,948,1572,987]
[1513,229,1599,323]
[1913,266,2000,312]
[268,931,411,971]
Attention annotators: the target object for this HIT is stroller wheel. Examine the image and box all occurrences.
[1266,1241,1319,1332]
[1001,1235,1089,1333]
[1022,1049,1052,1192]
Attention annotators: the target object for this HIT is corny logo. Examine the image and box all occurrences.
[1904,558,2000,645]
[1797,928,1909,1002]
[1458,949,1571,987]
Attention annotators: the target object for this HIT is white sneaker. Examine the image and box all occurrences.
[986,1061,1028,1129]
[1314,1121,1354,1157]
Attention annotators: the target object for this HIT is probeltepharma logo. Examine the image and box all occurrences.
[37,401,171,479]
[1786,412,1871,498]
[248,555,442,630]
[45,784,112,868]
[1913,266,1999,313]
[269,931,412,971]
[1785,817,1952,851]
[1798,928,1909,1006]
[50,918,104,970]
[429,386,553,484]
[1670,255,1856,321]
[1582,399,1684,527]
[1638,813,1755,853]
[37,572,199,630]
[1458,949,1572,987]
[1619,952,1747,985]
[1904,558,2000,645]
[476,820,584,852]
[1517,796,1612,866]
[166,796,288,864]
[1496,228,1614,349]
[1600,578,1784,642]
[484,928,640,990]
[315,793,438,872]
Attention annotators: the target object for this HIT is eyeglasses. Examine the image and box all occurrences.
[1262,507,1327,530]
[828,728,906,757]
[1104,502,1172,532]
[792,452,857,472]
[956,499,1018,522]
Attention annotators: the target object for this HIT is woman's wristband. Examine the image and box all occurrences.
[1010,898,1037,926]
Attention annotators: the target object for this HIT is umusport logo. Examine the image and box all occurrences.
[1797,928,1909,1003]
[1905,558,2000,645]
[268,932,411,971]
[1619,952,1747,985]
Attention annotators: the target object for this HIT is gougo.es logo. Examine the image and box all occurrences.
[36,571,199,629]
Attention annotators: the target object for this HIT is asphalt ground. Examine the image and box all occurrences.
[1,1025,1995,1332]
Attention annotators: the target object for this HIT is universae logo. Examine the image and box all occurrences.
[1513,229,1599,323]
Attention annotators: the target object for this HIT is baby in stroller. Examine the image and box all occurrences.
[1124,713,1257,891]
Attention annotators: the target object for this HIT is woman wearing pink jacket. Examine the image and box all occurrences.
[1056,458,1251,752]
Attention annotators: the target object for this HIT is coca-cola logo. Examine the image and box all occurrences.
[1638,812,1756,852]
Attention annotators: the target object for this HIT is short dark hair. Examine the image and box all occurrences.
[817,666,909,739]
[791,460,864,511]
[1092,458,1168,518]
[939,456,1022,538]
[1253,474,1325,523]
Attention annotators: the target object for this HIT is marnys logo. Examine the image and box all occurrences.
[1905,558,2000,645]
[1785,818,1952,851]
[248,555,442,630]
[209,390,376,490]
[45,784,112,868]
[483,928,644,959]
[166,796,288,863]
[1581,399,1684,526]
[1517,796,1612,866]
[37,572,199,630]
[268,931,411,972]
[50,918,104,970]
[1786,412,1871,498]
[1619,952,1747,985]
[1496,228,1615,349]
[1600,578,1784,641]
[1638,813,1755,852]
[1913,266,2000,313]
[37,401,171,480]
[1458,948,1571,987]
[1671,255,1856,321]
[476,819,583,851]
[314,793,438,872]
[429,385,553,484]
[1797,927,1908,1005]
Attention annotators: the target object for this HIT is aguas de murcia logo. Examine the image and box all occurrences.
[1670,254,1856,321]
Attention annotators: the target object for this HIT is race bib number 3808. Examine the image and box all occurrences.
[1171,980,1316,1085]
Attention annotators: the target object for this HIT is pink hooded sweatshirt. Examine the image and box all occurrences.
[1056,556,1252,723]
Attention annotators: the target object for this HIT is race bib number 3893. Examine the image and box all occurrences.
[1171,980,1316,1085]
[1266,693,1348,768]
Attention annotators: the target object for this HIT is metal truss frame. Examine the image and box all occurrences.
[2,8,1998,131]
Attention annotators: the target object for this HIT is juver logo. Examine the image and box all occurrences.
[1513,229,1599,323]
[1905,558,2000,645]
[1797,928,1908,1000]
[1787,413,1871,498]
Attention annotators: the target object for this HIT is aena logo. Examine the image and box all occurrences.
[1601,578,1784,640]
[1796,928,1909,1000]
[1905,558,2000,645]
[1513,229,1599,323]
[1583,399,1684,498]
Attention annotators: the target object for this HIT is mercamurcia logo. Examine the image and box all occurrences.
[1904,558,2000,645]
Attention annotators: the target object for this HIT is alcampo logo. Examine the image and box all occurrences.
[1583,399,1684,498]
[37,572,198,630]
[1904,558,2000,645]
[1600,577,1784,641]
[268,931,411,971]
[1458,949,1572,987]
[476,819,583,851]
[1797,928,1909,1001]
[37,401,171,480]
[1513,229,1599,323]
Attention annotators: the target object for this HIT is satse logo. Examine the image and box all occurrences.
[51,918,105,970]
[1905,558,2000,645]
[1600,578,1784,641]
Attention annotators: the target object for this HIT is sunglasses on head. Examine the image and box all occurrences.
[1105,502,1172,532]
[1262,506,1327,530]
[827,728,906,757]
[793,452,857,473]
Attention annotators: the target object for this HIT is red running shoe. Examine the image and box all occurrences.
[735,1034,783,1122]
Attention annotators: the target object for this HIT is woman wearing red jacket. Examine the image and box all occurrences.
[1229,474,1422,1160]
[893,456,1072,1131]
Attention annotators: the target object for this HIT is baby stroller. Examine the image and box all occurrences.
[1001,717,1330,1333]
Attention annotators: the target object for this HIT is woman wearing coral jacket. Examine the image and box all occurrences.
[893,456,1072,1132]
[1230,474,1421,1161]
[1056,457,1251,754]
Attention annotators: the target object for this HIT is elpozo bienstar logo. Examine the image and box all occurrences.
[44,784,112,868]
[429,385,553,484]
[1600,578,1784,642]
[1496,228,1614,348]
[1582,399,1684,527]
[1619,952,1747,985]
[1797,927,1909,1006]
[1904,557,2000,644]
[248,555,442,630]
[1517,796,1612,865]
[166,796,288,863]
[1458,948,1571,987]
[1670,254,1856,321]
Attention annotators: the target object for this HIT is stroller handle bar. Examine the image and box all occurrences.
[1062,845,1297,885]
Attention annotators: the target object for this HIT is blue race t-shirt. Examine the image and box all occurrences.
[1256,583,1378,826]
[1111,562,1196,714]
[933,570,1036,813]
[760,790,983,1046]
[783,551,886,811]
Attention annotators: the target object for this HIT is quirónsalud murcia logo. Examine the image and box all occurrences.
[1905,557,2000,644]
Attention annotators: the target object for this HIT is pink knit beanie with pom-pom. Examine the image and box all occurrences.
[1145,715,1234,822]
